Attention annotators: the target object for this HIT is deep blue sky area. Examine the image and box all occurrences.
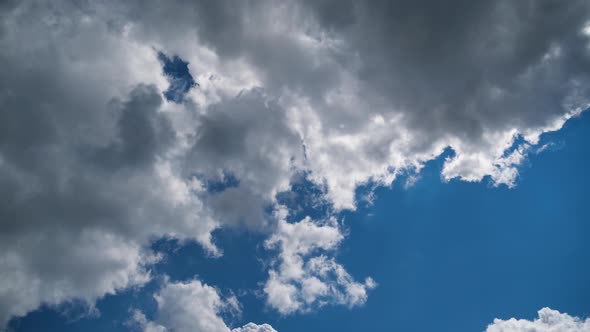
[9,112,590,332]
[158,52,198,103]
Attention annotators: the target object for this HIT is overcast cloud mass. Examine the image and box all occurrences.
[1,1,590,331]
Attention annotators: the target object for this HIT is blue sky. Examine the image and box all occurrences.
[2,2,590,332]
[9,112,590,331]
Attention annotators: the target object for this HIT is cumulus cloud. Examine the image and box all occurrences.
[263,211,376,314]
[293,0,590,208]
[0,1,300,324]
[486,308,590,332]
[130,279,276,332]
[115,0,590,208]
[232,323,278,332]
[1,0,589,327]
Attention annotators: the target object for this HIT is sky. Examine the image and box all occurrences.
[1,1,590,332]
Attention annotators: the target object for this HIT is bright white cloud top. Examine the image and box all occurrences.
[486,308,590,332]
[0,0,589,329]
[130,279,277,332]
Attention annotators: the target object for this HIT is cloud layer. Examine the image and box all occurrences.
[1,0,589,328]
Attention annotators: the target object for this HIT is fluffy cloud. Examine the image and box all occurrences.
[0,1,239,324]
[291,0,590,208]
[0,2,178,321]
[130,279,276,332]
[263,211,375,314]
[486,308,590,332]
[116,0,590,208]
[232,323,278,332]
[0,1,299,324]
[1,0,589,327]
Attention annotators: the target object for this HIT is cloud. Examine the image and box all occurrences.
[149,279,233,332]
[1,0,589,327]
[130,279,276,332]
[0,1,300,323]
[0,2,221,324]
[293,0,590,208]
[232,323,278,332]
[263,211,376,314]
[486,308,590,332]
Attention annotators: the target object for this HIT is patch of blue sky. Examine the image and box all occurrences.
[157,52,198,103]
[276,171,333,223]
[203,172,241,194]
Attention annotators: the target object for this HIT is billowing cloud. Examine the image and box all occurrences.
[0,0,589,327]
[232,323,278,332]
[130,279,276,332]
[486,308,590,332]
[115,0,590,208]
[263,211,375,314]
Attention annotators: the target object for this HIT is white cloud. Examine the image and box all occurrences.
[486,308,590,332]
[152,279,232,332]
[232,323,278,332]
[263,212,376,314]
[130,311,167,332]
[0,231,157,325]
[130,279,276,332]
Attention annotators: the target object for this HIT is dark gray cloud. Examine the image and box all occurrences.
[89,84,173,169]
[301,0,590,135]
[185,90,302,192]
[206,186,270,230]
